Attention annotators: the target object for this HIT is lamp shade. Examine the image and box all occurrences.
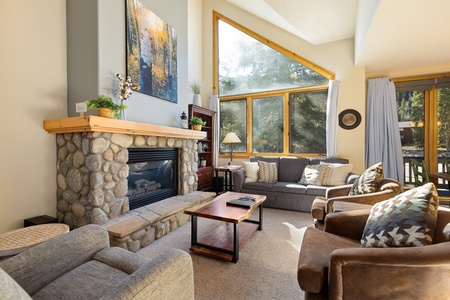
[222,132,241,144]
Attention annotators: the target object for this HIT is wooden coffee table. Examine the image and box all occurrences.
[184,191,266,263]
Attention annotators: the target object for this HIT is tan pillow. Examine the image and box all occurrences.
[258,161,278,183]
[243,161,259,183]
[320,162,353,186]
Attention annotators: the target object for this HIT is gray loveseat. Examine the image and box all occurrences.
[0,224,194,300]
[233,156,354,212]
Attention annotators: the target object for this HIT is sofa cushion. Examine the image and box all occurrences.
[320,163,353,186]
[348,162,383,195]
[258,161,278,183]
[0,268,32,300]
[242,182,276,191]
[299,164,327,185]
[361,183,439,248]
[243,161,259,183]
[32,260,128,300]
[305,185,329,197]
[279,157,309,182]
[272,182,307,194]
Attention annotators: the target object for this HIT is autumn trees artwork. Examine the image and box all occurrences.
[126,0,177,103]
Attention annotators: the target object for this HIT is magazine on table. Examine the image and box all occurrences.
[226,196,256,208]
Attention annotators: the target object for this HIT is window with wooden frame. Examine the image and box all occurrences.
[394,74,450,182]
[213,11,335,158]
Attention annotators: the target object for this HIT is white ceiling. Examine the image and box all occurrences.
[224,0,450,73]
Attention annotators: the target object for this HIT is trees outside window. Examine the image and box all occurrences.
[215,13,332,157]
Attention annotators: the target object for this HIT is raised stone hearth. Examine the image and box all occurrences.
[104,191,215,251]
[44,116,214,251]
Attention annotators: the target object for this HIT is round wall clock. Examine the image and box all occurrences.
[339,109,361,130]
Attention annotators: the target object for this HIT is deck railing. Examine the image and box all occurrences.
[403,156,448,189]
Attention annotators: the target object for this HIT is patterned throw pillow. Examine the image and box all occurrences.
[258,161,278,183]
[299,164,327,185]
[320,163,353,186]
[348,162,383,195]
[361,183,439,248]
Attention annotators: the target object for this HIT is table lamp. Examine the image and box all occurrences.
[222,132,241,165]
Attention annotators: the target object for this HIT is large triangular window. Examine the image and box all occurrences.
[214,12,334,156]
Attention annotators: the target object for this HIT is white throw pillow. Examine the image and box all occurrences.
[320,162,353,186]
[243,161,259,183]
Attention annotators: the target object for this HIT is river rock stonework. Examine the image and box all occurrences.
[56,132,199,229]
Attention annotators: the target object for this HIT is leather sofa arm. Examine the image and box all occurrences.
[0,224,109,296]
[103,249,194,300]
[325,184,353,198]
[232,168,245,192]
[329,243,450,299]
[325,188,398,215]
[324,209,370,240]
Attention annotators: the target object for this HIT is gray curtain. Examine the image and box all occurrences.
[326,80,339,157]
[209,94,220,166]
[366,78,404,185]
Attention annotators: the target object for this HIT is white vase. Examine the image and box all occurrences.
[193,94,202,106]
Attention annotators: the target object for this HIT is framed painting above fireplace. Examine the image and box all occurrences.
[126,0,178,103]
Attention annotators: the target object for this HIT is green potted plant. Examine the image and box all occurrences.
[199,156,206,167]
[85,95,126,119]
[190,116,206,130]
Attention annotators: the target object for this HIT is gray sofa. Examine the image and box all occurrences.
[233,156,354,212]
[0,224,194,300]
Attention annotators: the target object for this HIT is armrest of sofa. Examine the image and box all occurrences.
[325,188,398,215]
[102,249,194,300]
[329,242,450,299]
[325,184,353,199]
[0,224,109,296]
[232,168,245,192]
[324,209,370,240]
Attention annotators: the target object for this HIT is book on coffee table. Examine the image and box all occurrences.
[226,197,256,208]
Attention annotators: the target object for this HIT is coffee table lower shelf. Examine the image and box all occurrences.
[190,221,259,262]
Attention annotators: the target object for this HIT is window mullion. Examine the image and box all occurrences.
[247,96,252,156]
[283,92,290,155]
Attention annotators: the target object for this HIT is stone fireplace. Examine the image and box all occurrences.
[44,116,216,251]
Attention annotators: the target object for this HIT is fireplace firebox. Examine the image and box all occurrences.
[127,148,178,210]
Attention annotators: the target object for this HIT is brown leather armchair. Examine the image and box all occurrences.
[311,178,402,229]
[298,208,450,300]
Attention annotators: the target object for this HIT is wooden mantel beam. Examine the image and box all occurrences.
[43,116,206,140]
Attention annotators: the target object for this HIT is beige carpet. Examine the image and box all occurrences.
[137,207,313,300]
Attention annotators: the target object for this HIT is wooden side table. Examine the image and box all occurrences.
[0,223,70,258]
[214,165,243,193]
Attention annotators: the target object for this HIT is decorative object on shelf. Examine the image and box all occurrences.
[200,156,206,167]
[116,74,134,120]
[85,95,126,119]
[126,0,178,103]
[75,102,87,117]
[190,116,206,131]
[339,109,361,130]
[197,142,204,152]
[222,132,241,165]
[180,111,188,129]
[189,80,203,106]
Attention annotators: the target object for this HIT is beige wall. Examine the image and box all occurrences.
[0,0,204,234]
[0,1,67,233]
[203,1,367,173]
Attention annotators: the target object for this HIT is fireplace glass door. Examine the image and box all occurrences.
[127,148,178,210]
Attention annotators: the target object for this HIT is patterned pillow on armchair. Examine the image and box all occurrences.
[348,162,383,195]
